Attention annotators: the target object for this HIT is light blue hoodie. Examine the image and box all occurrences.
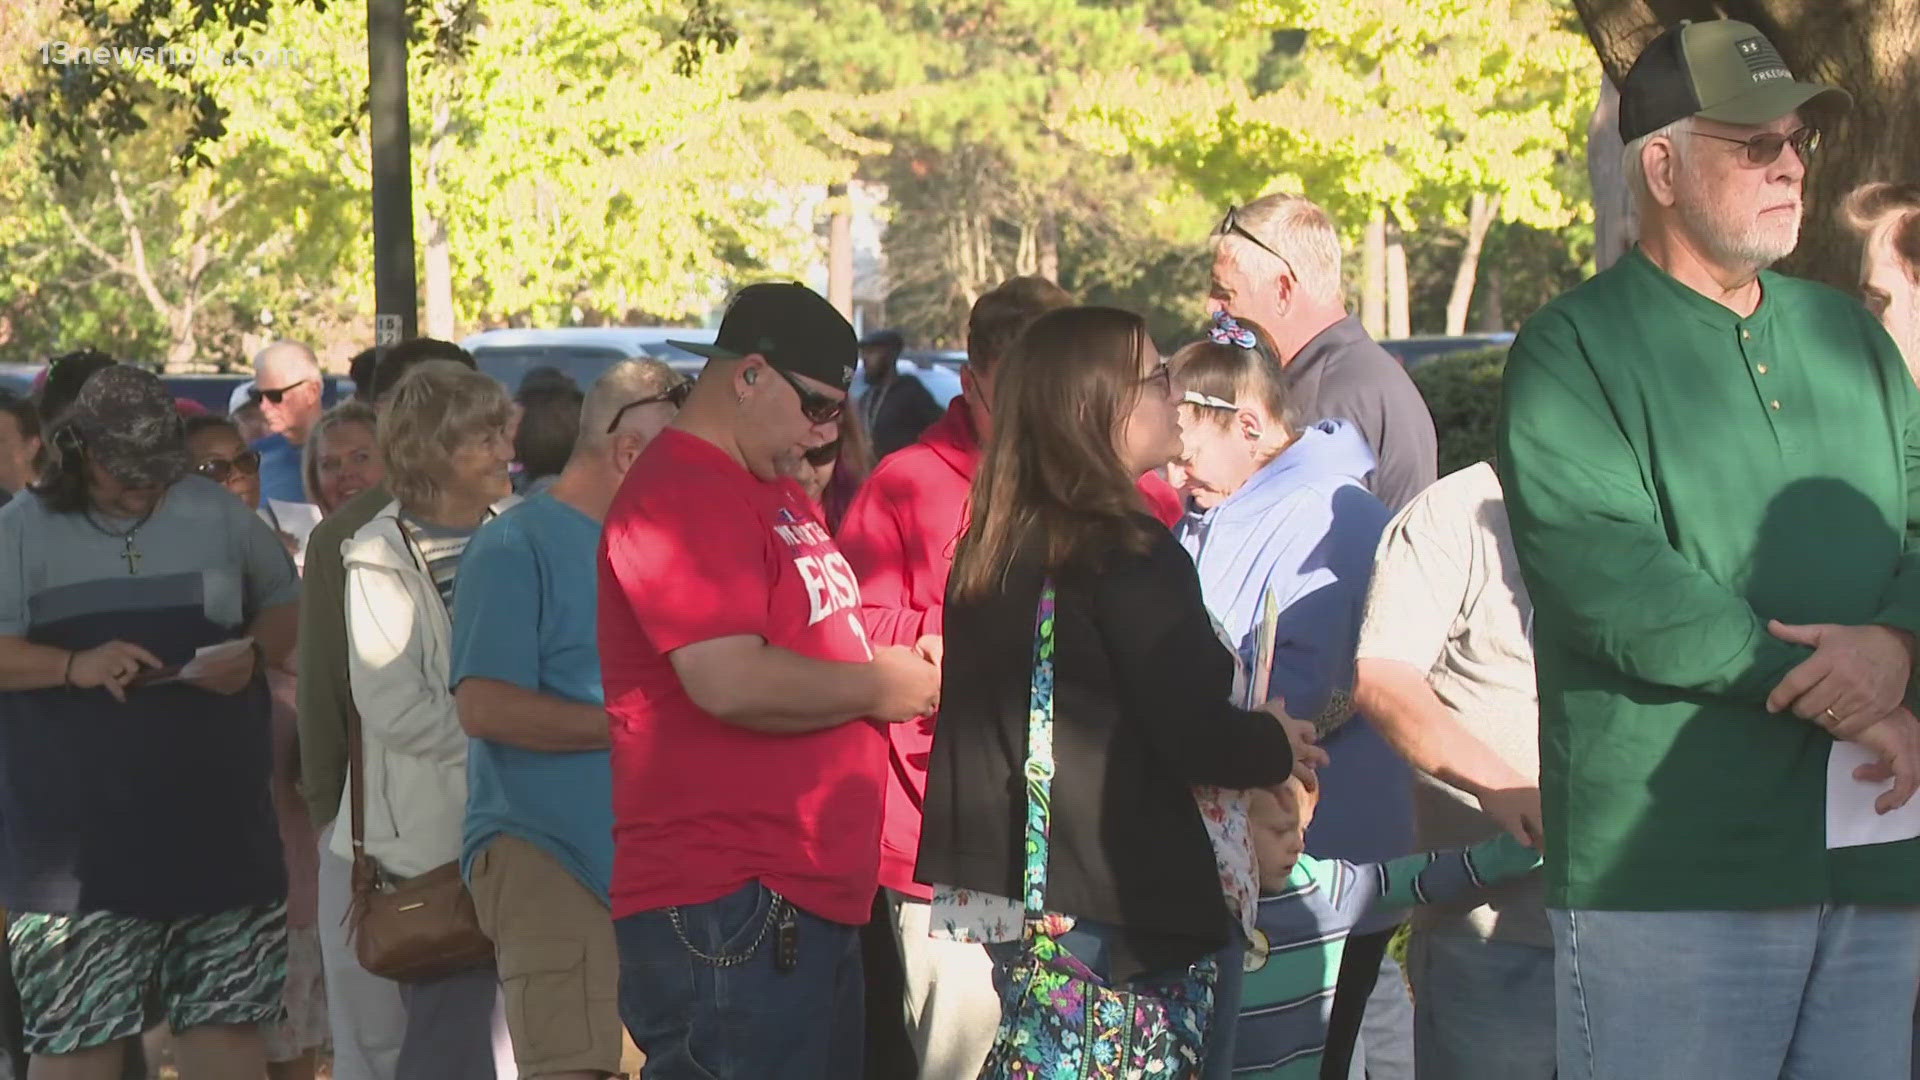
[1176,420,1415,879]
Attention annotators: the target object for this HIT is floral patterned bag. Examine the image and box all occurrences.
[978,581,1217,1080]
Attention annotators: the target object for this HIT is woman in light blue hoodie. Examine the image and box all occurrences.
[1170,313,1415,1076]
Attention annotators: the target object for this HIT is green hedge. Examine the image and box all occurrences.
[1409,346,1508,479]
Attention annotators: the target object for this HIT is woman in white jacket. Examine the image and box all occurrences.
[335,361,518,1080]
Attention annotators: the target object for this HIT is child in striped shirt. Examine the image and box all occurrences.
[1234,776,1541,1078]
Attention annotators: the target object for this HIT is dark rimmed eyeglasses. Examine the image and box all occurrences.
[1138,359,1173,397]
[194,449,262,483]
[604,381,692,434]
[1685,126,1821,167]
[250,379,312,405]
[772,366,846,426]
[1214,205,1300,281]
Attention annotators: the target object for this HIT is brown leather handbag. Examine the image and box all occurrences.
[344,700,495,982]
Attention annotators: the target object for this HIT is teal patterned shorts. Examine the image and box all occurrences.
[8,904,287,1055]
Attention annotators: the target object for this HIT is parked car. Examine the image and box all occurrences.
[1379,333,1515,369]
[853,350,964,408]
[0,364,42,397]
[460,327,719,394]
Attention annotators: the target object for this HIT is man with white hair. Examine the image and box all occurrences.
[1206,193,1437,512]
[452,359,684,1080]
[1500,18,1920,1079]
[251,340,327,504]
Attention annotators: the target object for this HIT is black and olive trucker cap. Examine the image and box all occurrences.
[1619,19,1851,143]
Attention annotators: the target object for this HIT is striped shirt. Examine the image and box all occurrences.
[400,514,480,609]
[1235,834,1541,1077]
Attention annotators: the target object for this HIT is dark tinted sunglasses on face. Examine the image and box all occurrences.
[605,380,692,434]
[771,366,845,425]
[194,449,262,483]
[250,379,312,405]
[1687,126,1821,167]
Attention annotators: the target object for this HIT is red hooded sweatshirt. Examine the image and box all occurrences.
[838,397,1184,898]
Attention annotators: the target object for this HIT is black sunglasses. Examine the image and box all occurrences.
[1214,206,1300,281]
[250,379,312,405]
[1686,126,1821,167]
[771,366,845,425]
[604,381,692,434]
[805,438,843,468]
[194,449,262,483]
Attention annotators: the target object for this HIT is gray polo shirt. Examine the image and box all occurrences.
[1284,315,1438,511]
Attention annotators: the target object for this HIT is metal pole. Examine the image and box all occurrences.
[368,0,417,352]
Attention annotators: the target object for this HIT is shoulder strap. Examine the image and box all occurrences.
[1020,580,1057,919]
[347,693,368,854]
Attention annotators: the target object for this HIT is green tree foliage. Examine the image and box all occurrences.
[1408,345,1507,477]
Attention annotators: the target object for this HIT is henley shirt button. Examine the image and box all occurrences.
[1757,364,1770,375]
[1770,399,1782,410]
[1743,329,1752,340]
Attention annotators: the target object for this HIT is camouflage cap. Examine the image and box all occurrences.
[70,365,191,489]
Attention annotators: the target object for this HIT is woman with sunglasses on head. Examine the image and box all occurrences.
[917,306,1325,1079]
[1167,312,1412,1078]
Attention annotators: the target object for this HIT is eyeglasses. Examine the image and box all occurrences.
[604,381,692,434]
[1214,206,1300,282]
[1685,126,1821,167]
[1181,389,1238,411]
[805,438,842,468]
[194,449,261,483]
[1138,360,1173,397]
[251,379,312,405]
[772,366,845,425]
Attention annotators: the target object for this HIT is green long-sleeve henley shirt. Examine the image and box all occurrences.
[1498,246,1920,910]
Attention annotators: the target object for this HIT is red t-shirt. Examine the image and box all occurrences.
[599,429,886,925]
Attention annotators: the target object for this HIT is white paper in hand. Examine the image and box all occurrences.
[1826,740,1920,849]
[153,637,255,685]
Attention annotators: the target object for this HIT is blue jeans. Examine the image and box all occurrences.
[1407,931,1555,1080]
[985,919,1240,1076]
[1551,906,1920,1080]
[615,882,863,1080]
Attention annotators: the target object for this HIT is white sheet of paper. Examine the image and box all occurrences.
[152,637,255,685]
[1826,740,1920,849]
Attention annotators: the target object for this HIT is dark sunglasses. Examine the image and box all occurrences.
[194,449,262,482]
[771,366,845,425]
[1214,205,1300,281]
[805,438,843,468]
[1686,126,1821,167]
[250,379,312,405]
[604,381,692,434]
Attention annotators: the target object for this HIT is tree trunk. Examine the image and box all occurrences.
[1572,0,1920,290]
[1445,193,1502,336]
[827,182,854,321]
[1387,234,1410,339]
[1362,206,1387,339]
[1038,216,1060,283]
[1589,74,1635,272]
[1479,260,1508,332]
[422,209,455,340]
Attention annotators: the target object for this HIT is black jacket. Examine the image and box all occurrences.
[915,519,1295,980]
[861,373,944,460]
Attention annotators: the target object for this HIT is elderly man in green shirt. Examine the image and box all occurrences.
[1499,19,1920,1080]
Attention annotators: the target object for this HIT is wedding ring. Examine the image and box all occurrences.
[1824,707,1842,726]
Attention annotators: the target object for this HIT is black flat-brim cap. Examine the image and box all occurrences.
[1619,19,1852,143]
[670,282,857,394]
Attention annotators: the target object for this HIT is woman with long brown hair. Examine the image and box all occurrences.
[916,306,1321,1076]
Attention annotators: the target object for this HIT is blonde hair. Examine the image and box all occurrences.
[303,401,378,509]
[376,361,514,512]
[1214,193,1344,305]
[1843,182,1920,286]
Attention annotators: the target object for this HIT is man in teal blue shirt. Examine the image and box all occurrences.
[452,359,684,1080]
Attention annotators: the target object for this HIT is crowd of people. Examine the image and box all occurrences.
[0,16,1918,1080]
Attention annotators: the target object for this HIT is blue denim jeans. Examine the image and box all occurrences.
[1407,930,1556,1080]
[1551,906,1920,1080]
[615,882,863,1080]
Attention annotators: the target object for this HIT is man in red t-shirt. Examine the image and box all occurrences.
[836,276,1185,1078]
[599,283,942,1080]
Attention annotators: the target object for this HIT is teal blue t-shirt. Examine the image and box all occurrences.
[451,493,612,901]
